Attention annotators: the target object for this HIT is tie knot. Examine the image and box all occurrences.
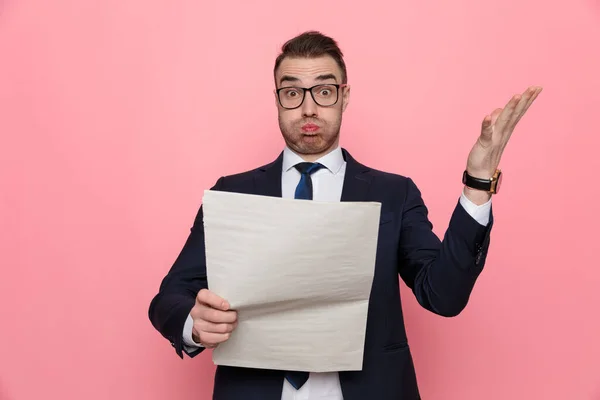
[294,162,325,175]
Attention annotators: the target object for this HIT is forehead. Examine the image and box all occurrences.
[276,55,342,86]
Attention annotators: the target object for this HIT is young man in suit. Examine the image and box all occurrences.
[149,31,542,400]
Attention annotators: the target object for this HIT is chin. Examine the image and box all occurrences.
[300,142,336,155]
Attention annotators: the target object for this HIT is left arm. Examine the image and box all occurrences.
[399,85,542,316]
[398,180,493,317]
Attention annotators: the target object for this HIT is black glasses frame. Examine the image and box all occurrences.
[275,84,348,109]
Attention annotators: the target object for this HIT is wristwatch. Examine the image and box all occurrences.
[462,169,502,194]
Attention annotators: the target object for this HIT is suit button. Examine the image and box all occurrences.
[475,252,482,265]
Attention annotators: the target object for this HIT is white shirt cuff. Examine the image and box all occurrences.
[182,313,204,350]
[459,188,492,226]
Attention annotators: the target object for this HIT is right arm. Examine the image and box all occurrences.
[148,177,236,358]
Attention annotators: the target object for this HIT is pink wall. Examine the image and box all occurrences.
[1,1,599,399]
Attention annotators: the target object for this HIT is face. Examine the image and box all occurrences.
[275,55,350,161]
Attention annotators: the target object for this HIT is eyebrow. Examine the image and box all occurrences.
[279,73,339,86]
[314,74,338,82]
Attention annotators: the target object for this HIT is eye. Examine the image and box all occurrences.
[314,85,335,97]
[283,88,300,97]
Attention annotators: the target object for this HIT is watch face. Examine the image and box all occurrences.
[494,171,502,193]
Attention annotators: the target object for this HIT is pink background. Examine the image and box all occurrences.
[1,0,599,399]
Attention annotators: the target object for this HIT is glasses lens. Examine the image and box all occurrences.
[311,84,338,106]
[279,87,304,109]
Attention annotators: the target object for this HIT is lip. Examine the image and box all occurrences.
[301,123,319,132]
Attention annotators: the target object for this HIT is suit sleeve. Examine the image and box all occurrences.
[398,178,493,317]
[148,177,225,358]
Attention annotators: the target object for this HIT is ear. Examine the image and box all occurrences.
[341,85,351,112]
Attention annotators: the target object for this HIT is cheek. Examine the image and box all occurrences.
[279,110,301,125]
[320,109,342,125]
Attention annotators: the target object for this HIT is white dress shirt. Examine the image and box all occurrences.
[183,145,491,400]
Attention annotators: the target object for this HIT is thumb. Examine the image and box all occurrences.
[480,107,503,146]
[479,115,494,146]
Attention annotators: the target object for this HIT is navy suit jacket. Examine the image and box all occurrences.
[149,148,493,400]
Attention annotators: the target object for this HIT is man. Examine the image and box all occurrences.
[148,31,542,400]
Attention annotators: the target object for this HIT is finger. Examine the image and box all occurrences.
[526,87,543,109]
[507,86,538,129]
[479,108,502,147]
[196,331,231,347]
[493,93,521,134]
[196,289,230,311]
[200,307,238,324]
[196,320,238,334]
[490,108,503,126]
[510,86,543,128]
[479,115,494,146]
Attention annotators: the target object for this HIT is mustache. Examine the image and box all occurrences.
[295,118,323,126]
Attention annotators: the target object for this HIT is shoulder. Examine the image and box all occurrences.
[211,157,280,190]
[353,157,417,190]
[367,167,422,201]
[366,166,410,184]
[343,148,414,188]
[346,151,424,206]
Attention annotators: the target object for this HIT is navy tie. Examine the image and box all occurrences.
[294,162,325,200]
[284,162,325,390]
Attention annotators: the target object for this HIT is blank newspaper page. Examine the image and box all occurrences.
[202,190,381,372]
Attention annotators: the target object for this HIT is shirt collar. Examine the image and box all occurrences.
[282,146,345,175]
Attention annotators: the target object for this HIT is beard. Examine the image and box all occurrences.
[278,114,342,157]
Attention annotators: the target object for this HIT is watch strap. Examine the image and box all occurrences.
[462,169,501,193]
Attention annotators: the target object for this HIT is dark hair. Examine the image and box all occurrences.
[274,31,347,84]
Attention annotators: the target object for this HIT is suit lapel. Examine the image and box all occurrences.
[340,148,373,202]
[253,151,283,197]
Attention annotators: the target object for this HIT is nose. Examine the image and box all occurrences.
[301,91,318,118]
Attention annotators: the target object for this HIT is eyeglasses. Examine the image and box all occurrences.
[275,84,347,109]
